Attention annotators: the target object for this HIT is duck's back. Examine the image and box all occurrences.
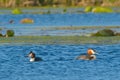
[76,55,89,60]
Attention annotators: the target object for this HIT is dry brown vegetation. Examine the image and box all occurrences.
[0,0,120,8]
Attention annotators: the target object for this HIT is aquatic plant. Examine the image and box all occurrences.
[84,6,113,13]
[92,7,113,13]
[46,10,51,14]
[0,28,3,37]
[63,8,67,13]
[12,8,23,14]
[6,30,15,37]
[115,33,120,36]
[20,18,34,24]
[0,36,120,44]
[84,6,93,12]
[92,29,115,36]
[0,33,3,37]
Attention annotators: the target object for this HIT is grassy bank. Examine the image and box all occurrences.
[0,36,120,44]
[44,26,120,30]
[0,7,120,14]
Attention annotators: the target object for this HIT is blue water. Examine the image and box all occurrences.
[0,44,120,80]
[0,13,120,27]
[0,13,120,36]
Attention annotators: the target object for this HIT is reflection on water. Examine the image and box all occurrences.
[0,44,120,80]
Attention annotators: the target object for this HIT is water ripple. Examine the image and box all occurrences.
[0,44,120,80]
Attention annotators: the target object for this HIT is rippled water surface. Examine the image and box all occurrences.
[0,44,120,80]
[1,13,120,27]
[0,13,120,35]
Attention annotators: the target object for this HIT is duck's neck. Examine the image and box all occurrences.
[89,55,96,60]
[30,58,35,62]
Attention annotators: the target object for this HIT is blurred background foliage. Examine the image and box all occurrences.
[0,0,120,8]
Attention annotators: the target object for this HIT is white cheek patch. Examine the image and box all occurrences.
[28,53,32,57]
[91,50,95,54]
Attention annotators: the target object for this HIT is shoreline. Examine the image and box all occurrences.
[0,36,120,44]
[1,26,120,36]
[0,6,120,9]
[0,7,120,14]
[1,26,120,30]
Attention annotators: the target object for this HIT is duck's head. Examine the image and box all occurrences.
[87,48,97,55]
[28,51,35,58]
[28,51,36,62]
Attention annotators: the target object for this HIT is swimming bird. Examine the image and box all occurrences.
[28,51,36,62]
[9,20,14,24]
[76,48,97,60]
[28,51,42,62]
